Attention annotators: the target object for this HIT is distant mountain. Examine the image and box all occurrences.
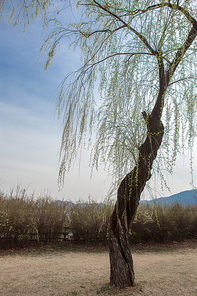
[55,190,197,207]
[142,189,197,205]
[55,200,74,209]
[55,200,104,208]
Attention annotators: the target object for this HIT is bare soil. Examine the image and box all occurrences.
[0,241,197,296]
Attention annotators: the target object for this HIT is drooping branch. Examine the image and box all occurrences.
[56,2,197,190]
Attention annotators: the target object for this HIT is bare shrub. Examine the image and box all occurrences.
[130,202,197,243]
[69,197,113,243]
[35,195,69,244]
[1,187,197,249]
[0,188,36,248]
[0,188,69,249]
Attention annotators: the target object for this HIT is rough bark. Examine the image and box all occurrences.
[109,111,164,288]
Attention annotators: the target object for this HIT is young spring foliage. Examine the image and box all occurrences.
[0,0,53,30]
[1,0,197,192]
[52,0,197,192]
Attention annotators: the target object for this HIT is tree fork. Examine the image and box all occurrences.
[109,111,164,288]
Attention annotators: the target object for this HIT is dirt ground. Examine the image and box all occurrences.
[0,242,197,296]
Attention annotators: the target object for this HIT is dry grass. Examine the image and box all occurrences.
[0,243,197,296]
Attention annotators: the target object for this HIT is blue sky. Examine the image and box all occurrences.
[0,17,111,201]
[0,12,196,201]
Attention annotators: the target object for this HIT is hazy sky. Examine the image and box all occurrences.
[0,10,196,202]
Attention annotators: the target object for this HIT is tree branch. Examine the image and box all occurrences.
[127,2,197,27]
[166,24,197,85]
[79,25,126,38]
[92,0,156,55]
[77,51,154,77]
[167,2,197,26]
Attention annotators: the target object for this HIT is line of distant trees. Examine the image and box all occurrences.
[0,189,197,249]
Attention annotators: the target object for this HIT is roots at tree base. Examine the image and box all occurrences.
[109,225,135,287]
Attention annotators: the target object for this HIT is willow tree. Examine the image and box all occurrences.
[2,0,197,288]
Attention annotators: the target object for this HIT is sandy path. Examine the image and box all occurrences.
[0,248,197,295]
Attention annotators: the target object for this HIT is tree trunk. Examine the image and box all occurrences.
[109,111,164,288]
